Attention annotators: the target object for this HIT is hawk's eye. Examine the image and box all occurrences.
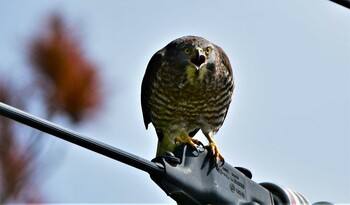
[205,47,211,55]
[184,48,191,55]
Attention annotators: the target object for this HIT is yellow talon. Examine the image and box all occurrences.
[206,141,224,162]
[205,134,224,163]
[175,130,201,148]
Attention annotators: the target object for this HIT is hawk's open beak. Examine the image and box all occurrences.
[190,48,206,69]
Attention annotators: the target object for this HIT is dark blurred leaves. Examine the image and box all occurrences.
[0,83,41,203]
[0,13,103,203]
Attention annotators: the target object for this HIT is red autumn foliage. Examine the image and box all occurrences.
[29,14,101,123]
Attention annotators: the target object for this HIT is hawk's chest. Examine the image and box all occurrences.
[147,56,234,134]
[149,70,225,126]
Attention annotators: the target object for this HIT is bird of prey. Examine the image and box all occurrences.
[141,36,234,162]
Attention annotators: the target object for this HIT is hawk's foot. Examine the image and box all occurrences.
[175,130,202,148]
[204,134,224,165]
[205,141,224,164]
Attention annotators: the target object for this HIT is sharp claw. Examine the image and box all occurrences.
[175,131,203,150]
[204,140,224,165]
[220,158,225,166]
[197,140,205,148]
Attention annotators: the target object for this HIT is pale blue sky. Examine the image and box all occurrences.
[0,0,349,203]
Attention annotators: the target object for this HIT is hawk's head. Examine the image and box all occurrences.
[164,36,219,83]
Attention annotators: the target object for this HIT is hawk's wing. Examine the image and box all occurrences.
[215,45,235,129]
[141,49,165,129]
[216,44,233,77]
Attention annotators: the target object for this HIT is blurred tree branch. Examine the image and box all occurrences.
[0,13,102,203]
[0,81,41,203]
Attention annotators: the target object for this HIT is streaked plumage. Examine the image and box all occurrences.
[141,36,234,161]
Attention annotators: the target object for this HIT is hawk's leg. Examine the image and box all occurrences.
[175,130,202,148]
[204,134,224,163]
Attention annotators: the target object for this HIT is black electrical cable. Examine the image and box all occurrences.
[0,102,163,175]
[329,0,350,9]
